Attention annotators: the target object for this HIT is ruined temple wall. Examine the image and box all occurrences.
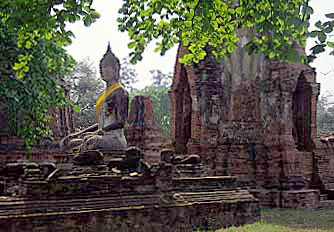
[0,103,73,162]
[298,151,314,187]
[170,33,320,189]
[170,46,223,156]
[314,139,334,189]
[219,57,319,188]
[217,37,269,187]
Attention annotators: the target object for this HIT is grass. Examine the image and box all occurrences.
[218,208,334,232]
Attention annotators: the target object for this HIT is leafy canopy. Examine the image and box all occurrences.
[308,12,334,62]
[118,0,333,64]
[1,0,333,146]
[0,0,99,146]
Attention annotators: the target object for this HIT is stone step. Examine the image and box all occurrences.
[324,189,334,200]
[320,194,328,201]
[176,190,256,203]
[0,189,257,217]
[319,200,334,209]
[0,194,162,216]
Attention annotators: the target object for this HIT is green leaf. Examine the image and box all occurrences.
[12,62,24,71]
[83,16,92,26]
[25,41,32,49]
[318,32,327,43]
[44,33,52,40]
[327,41,334,48]
[309,30,319,38]
[315,21,322,28]
[311,44,326,54]
[325,13,334,19]
[90,10,101,19]
[128,41,136,49]
[73,104,81,113]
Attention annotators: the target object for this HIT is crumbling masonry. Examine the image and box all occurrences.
[169,41,334,208]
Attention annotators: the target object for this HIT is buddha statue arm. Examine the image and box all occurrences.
[60,123,99,150]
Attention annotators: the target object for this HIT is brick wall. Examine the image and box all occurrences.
[169,41,320,192]
[126,96,164,164]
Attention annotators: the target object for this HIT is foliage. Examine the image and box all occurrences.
[130,85,170,137]
[120,57,139,90]
[150,69,172,87]
[0,0,99,146]
[118,0,320,64]
[0,21,71,147]
[308,13,334,62]
[2,0,333,146]
[317,93,334,133]
[66,58,104,129]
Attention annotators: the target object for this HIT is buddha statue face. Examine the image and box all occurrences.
[100,44,120,83]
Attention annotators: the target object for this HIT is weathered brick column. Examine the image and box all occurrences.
[126,96,164,164]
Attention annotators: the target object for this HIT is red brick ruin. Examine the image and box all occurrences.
[126,96,164,164]
[169,43,334,208]
[1,38,334,231]
[0,47,260,231]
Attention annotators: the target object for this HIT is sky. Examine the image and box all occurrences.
[67,0,334,94]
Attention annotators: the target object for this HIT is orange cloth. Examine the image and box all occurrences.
[96,83,123,121]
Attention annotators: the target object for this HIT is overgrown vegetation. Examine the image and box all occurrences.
[118,0,334,64]
[1,0,333,145]
[219,208,334,232]
[0,0,99,146]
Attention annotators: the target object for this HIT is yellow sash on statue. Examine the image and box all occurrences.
[96,83,124,121]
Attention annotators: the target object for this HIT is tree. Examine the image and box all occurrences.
[66,58,104,129]
[317,93,334,133]
[0,0,99,146]
[118,0,333,64]
[0,21,72,147]
[308,13,334,62]
[120,57,138,91]
[2,0,333,145]
[150,69,172,87]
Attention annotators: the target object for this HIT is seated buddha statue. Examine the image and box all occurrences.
[61,43,128,153]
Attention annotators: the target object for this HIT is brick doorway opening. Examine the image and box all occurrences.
[175,66,192,154]
[292,75,313,151]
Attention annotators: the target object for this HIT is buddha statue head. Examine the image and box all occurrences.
[99,43,120,83]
